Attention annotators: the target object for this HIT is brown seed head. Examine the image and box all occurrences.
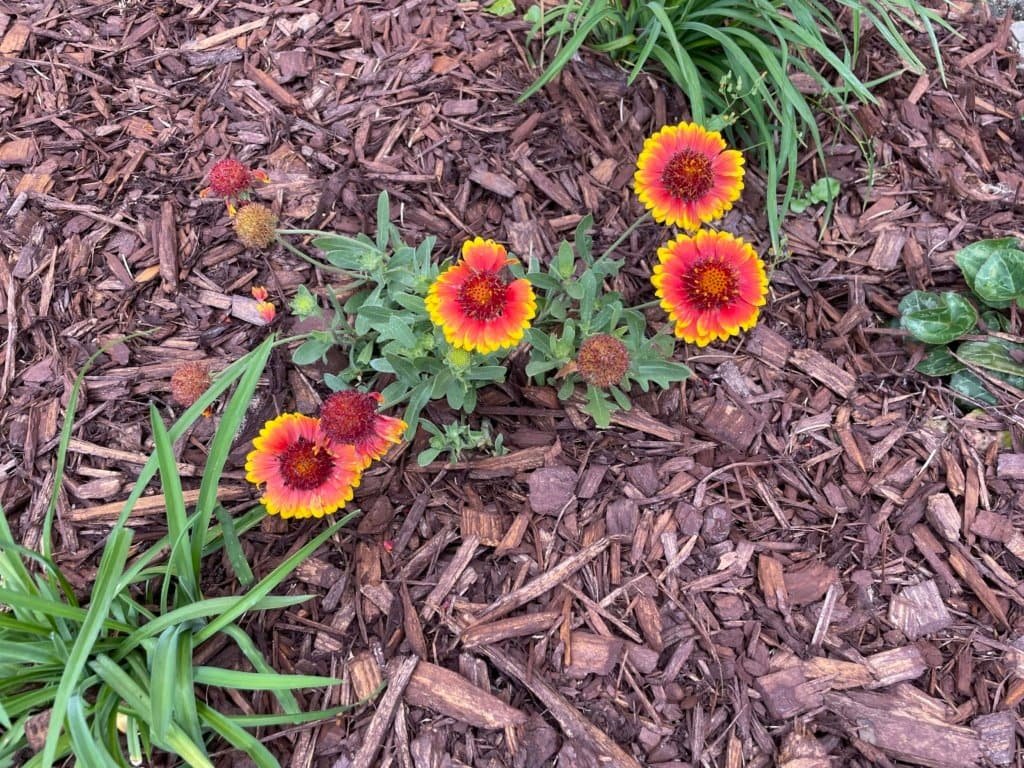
[576,334,630,388]
[170,362,211,407]
[233,203,278,249]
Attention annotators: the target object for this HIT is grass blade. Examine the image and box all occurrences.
[196,703,278,768]
[150,404,198,604]
[150,625,184,743]
[193,667,343,690]
[190,334,274,577]
[40,528,132,768]
[195,512,358,644]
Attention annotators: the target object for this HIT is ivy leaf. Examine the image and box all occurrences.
[956,340,1024,378]
[973,249,1024,306]
[949,370,998,406]
[808,176,840,204]
[955,237,1019,295]
[915,347,963,377]
[898,291,976,345]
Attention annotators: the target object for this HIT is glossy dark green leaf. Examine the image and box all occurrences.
[898,291,976,344]
[956,340,1024,378]
[949,370,997,406]
[915,347,963,377]
[955,237,1019,294]
[973,249,1024,305]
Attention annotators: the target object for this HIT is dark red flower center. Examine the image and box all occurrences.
[684,259,740,310]
[320,391,378,444]
[458,272,508,321]
[209,159,252,197]
[661,150,715,202]
[278,438,334,490]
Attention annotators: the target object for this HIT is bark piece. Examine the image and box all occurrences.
[461,503,507,546]
[461,611,561,648]
[472,536,615,624]
[996,453,1024,480]
[702,396,758,452]
[926,493,961,542]
[748,325,793,367]
[469,166,517,197]
[563,631,624,678]
[791,348,857,397]
[779,722,833,768]
[422,535,479,620]
[972,710,1015,765]
[888,579,952,640]
[825,689,982,768]
[404,660,528,729]
[352,656,418,768]
[528,466,577,515]
[475,644,643,768]
[348,651,384,702]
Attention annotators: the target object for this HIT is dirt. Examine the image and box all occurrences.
[2,0,1024,766]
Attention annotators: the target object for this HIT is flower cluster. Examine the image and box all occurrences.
[635,122,768,346]
[245,390,405,519]
[202,158,278,250]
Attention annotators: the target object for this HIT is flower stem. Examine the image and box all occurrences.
[275,234,346,273]
[598,211,652,262]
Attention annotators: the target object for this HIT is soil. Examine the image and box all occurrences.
[2,1,1024,766]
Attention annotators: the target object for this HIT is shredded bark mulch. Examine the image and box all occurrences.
[2,1,1024,766]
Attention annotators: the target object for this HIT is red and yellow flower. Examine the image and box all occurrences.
[318,391,406,468]
[425,238,536,354]
[652,230,768,347]
[251,285,276,323]
[634,122,744,231]
[245,413,363,519]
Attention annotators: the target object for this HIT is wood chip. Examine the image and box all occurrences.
[790,348,857,398]
[404,660,528,729]
[352,655,418,768]
[888,579,952,640]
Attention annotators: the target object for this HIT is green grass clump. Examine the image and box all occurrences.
[520,0,948,256]
[0,335,365,768]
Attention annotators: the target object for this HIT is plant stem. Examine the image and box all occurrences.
[275,234,346,273]
[598,211,651,262]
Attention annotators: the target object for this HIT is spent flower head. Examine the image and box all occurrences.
[170,362,211,408]
[576,334,630,388]
[234,203,278,249]
[202,158,269,200]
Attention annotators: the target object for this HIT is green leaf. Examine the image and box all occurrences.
[915,347,963,377]
[956,340,1024,378]
[808,176,840,203]
[949,370,998,406]
[375,191,390,252]
[214,507,254,587]
[292,339,331,366]
[973,249,1024,305]
[634,360,692,389]
[955,237,1019,295]
[898,291,976,345]
[584,386,612,428]
[193,667,343,690]
[39,528,132,768]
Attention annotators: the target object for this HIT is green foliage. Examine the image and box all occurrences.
[520,0,947,256]
[788,176,840,214]
[283,199,691,439]
[900,238,1024,407]
[524,215,690,427]
[281,192,506,437]
[417,419,507,466]
[0,337,368,768]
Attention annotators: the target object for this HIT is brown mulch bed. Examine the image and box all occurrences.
[3,1,1024,766]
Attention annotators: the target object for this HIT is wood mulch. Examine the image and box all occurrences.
[2,1,1024,766]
